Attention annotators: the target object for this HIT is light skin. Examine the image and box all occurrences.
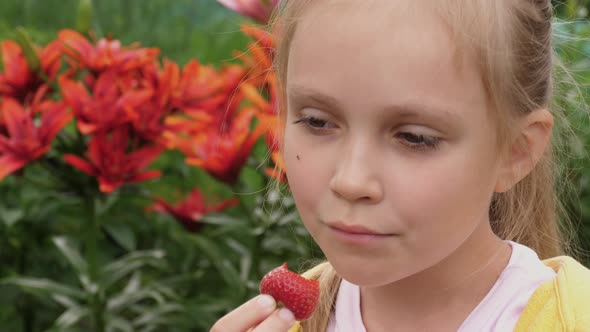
[211,0,553,331]
[210,294,296,332]
[281,1,553,331]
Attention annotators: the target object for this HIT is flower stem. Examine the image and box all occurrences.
[17,243,35,332]
[87,197,105,332]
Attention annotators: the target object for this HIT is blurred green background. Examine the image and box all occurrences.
[0,0,251,65]
[0,0,589,331]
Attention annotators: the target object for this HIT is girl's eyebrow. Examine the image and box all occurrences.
[287,84,461,125]
[288,84,342,111]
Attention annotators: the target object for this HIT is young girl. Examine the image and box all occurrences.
[211,0,590,331]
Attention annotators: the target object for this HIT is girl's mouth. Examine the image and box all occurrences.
[326,221,397,245]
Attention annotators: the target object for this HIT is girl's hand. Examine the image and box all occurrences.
[210,294,296,332]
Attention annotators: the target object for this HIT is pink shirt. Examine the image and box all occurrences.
[326,241,556,332]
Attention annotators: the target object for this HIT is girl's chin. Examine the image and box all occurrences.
[325,254,410,287]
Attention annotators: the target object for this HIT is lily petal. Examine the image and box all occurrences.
[127,170,161,184]
[1,41,31,89]
[64,154,97,176]
[38,101,72,145]
[0,154,26,181]
[1,98,35,141]
[98,177,122,194]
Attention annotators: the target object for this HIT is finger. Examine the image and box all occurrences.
[252,308,296,332]
[210,295,276,332]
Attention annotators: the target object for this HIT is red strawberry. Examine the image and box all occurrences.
[259,263,320,321]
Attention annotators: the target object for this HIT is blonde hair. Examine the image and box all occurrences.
[267,0,579,329]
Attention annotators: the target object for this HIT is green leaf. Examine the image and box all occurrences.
[1,277,85,301]
[105,315,134,332]
[240,166,266,193]
[14,27,40,72]
[101,250,165,290]
[200,214,243,226]
[54,306,91,327]
[107,288,165,313]
[76,0,93,33]
[53,237,88,275]
[0,207,24,227]
[52,237,96,293]
[51,294,81,308]
[43,326,83,332]
[225,238,252,281]
[102,223,137,251]
[190,234,244,291]
[121,272,141,294]
[95,193,119,217]
[105,273,177,315]
[132,303,185,327]
[29,197,73,221]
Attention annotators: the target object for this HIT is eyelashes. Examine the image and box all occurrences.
[293,116,334,130]
[292,115,441,151]
[394,132,441,151]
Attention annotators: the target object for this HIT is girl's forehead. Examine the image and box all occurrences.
[296,0,429,32]
[286,1,488,119]
[290,0,457,66]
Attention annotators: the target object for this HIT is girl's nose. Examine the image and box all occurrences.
[329,145,383,204]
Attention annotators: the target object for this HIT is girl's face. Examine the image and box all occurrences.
[283,1,505,286]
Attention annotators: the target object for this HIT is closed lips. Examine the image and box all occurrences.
[326,221,394,235]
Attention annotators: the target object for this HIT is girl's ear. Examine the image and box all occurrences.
[494,109,554,193]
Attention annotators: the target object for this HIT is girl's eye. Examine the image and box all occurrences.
[395,132,441,151]
[293,116,440,150]
[293,116,336,131]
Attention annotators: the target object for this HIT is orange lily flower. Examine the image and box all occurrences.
[238,25,286,182]
[181,107,265,184]
[122,63,171,142]
[59,29,159,73]
[59,73,153,135]
[0,98,72,180]
[241,82,279,146]
[238,24,279,150]
[149,59,178,112]
[241,24,274,51]
[162,111,215,150]
[162,61,256,180]
[169,60,245,114]
[126,100,169,143]
[124,59,231,143]
[0,40,62,103]
[147,189,239,232]
[237,25,275,88]
[63,127,163,193]
[240,86,285,183]
[95,59,180,142]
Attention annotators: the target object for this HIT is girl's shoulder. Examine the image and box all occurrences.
[514,256,590,331]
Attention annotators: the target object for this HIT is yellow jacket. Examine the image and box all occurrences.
[514,256,590,331]
[290,256,590,331]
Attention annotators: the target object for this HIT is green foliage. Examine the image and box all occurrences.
[0,137,319,331]
[0,0,250,65]
[552,17,590,264]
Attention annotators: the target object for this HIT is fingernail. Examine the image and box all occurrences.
[278,308,295,322]
[257,294,275,309]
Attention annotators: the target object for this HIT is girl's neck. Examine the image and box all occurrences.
[360,223,512,332]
